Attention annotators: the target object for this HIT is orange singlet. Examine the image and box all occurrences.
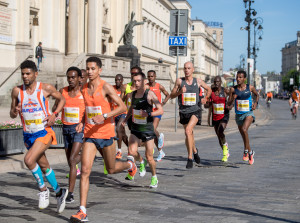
[61,87,85,125]
[147,82,161,111]
[82,80,115,139]
[292,90,300,102]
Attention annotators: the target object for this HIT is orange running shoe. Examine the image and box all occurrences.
[70,209,88,222]
[242,151,249,162]
[248,151,255,165]
[116,150,122,159]
[126,156,137,180]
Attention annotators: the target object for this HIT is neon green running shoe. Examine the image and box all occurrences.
[222,144,230,162]
[149,176,158,188]
[103,162,108,175]
[139,159,147,177]
[125,173,134,181]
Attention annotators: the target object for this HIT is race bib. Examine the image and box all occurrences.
[213,103,224,114]
[237,100,250,112]
[23,111,45,133]
[182,93,196,106]
[86,106,103,124]
[64,107,79,123]
[133,109,147,124]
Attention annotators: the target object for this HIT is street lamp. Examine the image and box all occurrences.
[252,17,263,88]
[242,0,256,85]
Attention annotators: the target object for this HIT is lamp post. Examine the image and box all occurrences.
[243,0,257,85]
[252,17,263,89]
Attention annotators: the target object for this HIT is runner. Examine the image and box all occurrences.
[289,86,299,116]
[207,76,230,162]
[227,70,259,165]
[53,67,84,203]
[122,71,163,188]
[146,70,170,161]
[79,69,88,87]
[170,61,212,169]
[113,74,128,159]
[266,91,273,103]
[10,60,68,213]
[70,57,137,222]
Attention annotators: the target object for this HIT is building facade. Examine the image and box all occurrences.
[281,31,300,76]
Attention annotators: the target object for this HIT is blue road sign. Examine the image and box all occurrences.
[169,36,187,46]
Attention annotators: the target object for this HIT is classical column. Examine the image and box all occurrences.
[87,0,102,54]
[67,0,79,55]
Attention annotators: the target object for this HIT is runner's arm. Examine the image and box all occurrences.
[10,86,21,119]
[43,83,66,126]
[123,93,133,123]
[227,87,235,109]
[146,90,163,117]
[198,78,212,104]
[170,78,183,99]
[52,88,63,112]
[120,84,127,101]
[250,85,259,110]
[159,84,170,105]
[104,83,127,118]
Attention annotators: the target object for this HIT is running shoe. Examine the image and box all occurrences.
[222,144,230,162]
[116,150,122,159]
[38,188,50,209]
[193,148,201,164]
[186,159,193,169]
[66,192,74,204]
[125,156,137,181]
[139,159,147,177]
[149,176,158,188]
[70,209,89,222]
[76,164,81,176]
[56,188,68,213]
[158,133,165,149]
[103,162,108,175]
[243,150,249,161]
[248,151,255,165]
[156,150,165,162]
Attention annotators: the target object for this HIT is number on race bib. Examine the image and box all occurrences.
[182,93,196,106]
[213,103,224,114]
[133,109,147,124]
[237,100,250,112]
[64,107,80,123]
[86,106,103,124]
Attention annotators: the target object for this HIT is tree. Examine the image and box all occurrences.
[282,69,300,91]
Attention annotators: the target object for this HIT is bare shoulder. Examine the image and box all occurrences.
[42,83,57,93]
[11,86,21,97]
[103,81,115,94]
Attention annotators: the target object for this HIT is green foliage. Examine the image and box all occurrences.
[0,120,22,129]
[282,69,300,91]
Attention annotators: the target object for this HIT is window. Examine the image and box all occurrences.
[191,40,194,50]
[191,25,194,31]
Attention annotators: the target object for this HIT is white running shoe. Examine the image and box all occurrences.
[56,188,68,213]
[38,188,50,209]
[158,133,164,149]
[156,150,165,162]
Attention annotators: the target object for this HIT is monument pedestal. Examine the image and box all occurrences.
[115,45,141,68]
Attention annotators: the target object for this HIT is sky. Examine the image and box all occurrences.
[188,0,300,74]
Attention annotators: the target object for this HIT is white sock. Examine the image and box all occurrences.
[127,161,133,170]
[152,175,157,178]
[80,206,86,214]
[140,159,144,164]
[118,148,122,152]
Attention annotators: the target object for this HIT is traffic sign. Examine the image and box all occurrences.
[169,36,187,46]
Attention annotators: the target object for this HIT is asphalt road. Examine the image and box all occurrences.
[0,99,299,223]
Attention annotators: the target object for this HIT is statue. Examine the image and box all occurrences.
[118,12,144,46]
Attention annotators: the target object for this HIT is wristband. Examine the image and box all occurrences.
[53,111,58,117]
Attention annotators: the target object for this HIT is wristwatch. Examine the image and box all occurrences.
[103,113,108,120]
[147,112,152,117]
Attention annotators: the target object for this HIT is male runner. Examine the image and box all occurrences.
[289,86,299,115]
[113,74,128,159]
[207,76,230,162]
[170,61,212,169]
[70,57,137,222]
[227,70,259,165]
[53,67,84,203]
[10,60,68,213]
[79,69,88,87]
[122,71,163,188]
[146,70,170,161]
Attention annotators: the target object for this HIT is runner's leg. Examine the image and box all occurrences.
[68,142,82,193]
[184,115,198,159]
[145,139,156,176]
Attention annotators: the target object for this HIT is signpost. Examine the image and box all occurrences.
[169,9,188,131]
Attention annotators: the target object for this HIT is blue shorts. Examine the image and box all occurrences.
[63,124,84,149]
[23,129,48,150]
[153,115,162,120]
[85,137,114,149]
[115,114,126,125]
[235,111,255,126]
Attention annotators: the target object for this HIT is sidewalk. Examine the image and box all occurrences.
[0,104,269,173]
